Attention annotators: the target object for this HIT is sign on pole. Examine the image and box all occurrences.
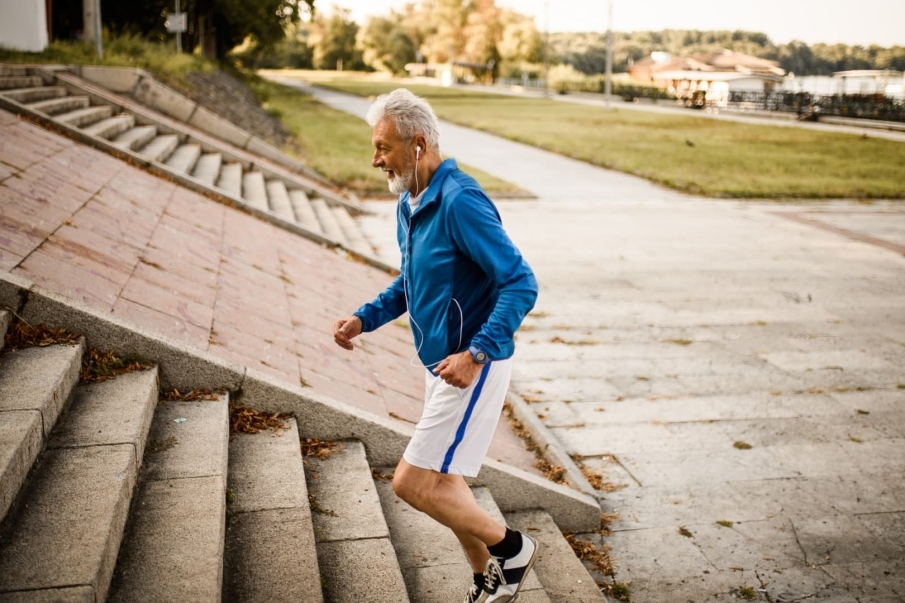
[165,12,186,33]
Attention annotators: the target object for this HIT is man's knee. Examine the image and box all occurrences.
[392,462,434,509]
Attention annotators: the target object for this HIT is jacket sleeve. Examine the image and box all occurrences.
[445,187,538,359]
[353,273,407,333]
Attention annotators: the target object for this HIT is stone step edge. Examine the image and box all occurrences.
[0,94,395,275]
[506,390,599,501]
[506,510,610,603]
[224,417,323,603]
[5,274,601,534]
[107,393,229,603]
[55,66,364,214]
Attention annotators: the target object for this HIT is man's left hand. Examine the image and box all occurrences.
[436,351,483,389]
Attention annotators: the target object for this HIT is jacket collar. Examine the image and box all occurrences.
[402,158,457,217]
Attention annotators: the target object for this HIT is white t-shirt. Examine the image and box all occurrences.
[408,189,426,213]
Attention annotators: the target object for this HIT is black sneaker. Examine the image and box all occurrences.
[478,532,539,602]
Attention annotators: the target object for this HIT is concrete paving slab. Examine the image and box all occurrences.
[107,474,225,603]
[793,514,905,566]
[141,394,228,481]
[224,507,323,603]
[0,445,135,600]
[315,538,409,603]
[48,367,157,464]
[0,340,84,436]
[822,560,905,600]
[305,440,389,542]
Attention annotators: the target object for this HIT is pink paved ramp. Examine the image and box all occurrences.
[0,108,538,473]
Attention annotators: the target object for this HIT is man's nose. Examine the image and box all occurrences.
[372,152,382,168]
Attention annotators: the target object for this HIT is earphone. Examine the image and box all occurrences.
[416,145,421,160]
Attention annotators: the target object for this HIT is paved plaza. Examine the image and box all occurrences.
[294,81,905,602]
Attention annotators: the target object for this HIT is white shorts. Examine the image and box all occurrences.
[403,358,513,477]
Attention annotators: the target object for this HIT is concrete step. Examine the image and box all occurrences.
[311,198,348,245]
[108,393,230,603]
[289,189,321,232]
[0,65,29,77]
[332,206,373,256]
[224,418,322,603]
[0,339,85,522]
[242,171,269,211]
[0,309,9,352]
[84,114,136,140]
[0,86,67,104]
[138,133,179,163]
[55,105,113,128]
[27,95,89,116]
[266,180,295,222]
[164,143,202,175]
[473,488,551,603]
[507,511,607,603]
[305,441,409,603]
[112,124,157,151]
[0,366,158,602]
[374,475,474,602]
[217,162,243,198]
[0,76,43,90]
[374,477,550,603]
[192,152,223,187]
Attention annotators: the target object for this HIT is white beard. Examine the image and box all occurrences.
[387,160,415,195]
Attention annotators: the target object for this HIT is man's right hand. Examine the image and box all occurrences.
[333,316,363,351]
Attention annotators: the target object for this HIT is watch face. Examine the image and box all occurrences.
[475,351,488,364]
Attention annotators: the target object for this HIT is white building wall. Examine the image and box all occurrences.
[726,77,768,92]
[0,0,49,52]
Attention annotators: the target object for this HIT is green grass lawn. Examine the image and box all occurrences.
[256,77,525,196]
[295,72,905,199]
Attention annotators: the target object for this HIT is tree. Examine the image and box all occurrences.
[357,14,416,75]
[497,11,542,65]
[89,0,313,57]
[309,6,363,70]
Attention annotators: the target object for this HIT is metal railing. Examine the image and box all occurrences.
[725,91,905,122]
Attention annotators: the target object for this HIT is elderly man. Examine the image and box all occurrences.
[333,88,538,603]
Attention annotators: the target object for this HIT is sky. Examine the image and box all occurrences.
[333,0,904,47]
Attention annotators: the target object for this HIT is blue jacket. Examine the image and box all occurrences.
[354,159,537,369]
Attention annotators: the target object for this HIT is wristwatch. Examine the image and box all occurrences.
[468,345,489,364]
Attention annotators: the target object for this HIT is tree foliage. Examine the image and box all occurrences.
[52,0,313,57]
[549,29,905,75]
[309,6,364,70]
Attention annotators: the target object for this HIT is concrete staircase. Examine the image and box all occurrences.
[0,291,605,602]
[0,64,377,264]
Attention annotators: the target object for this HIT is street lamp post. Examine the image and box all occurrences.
[542,0,549,97]
[605,0,613,109]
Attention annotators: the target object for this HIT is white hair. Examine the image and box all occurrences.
[366,88,441,152]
